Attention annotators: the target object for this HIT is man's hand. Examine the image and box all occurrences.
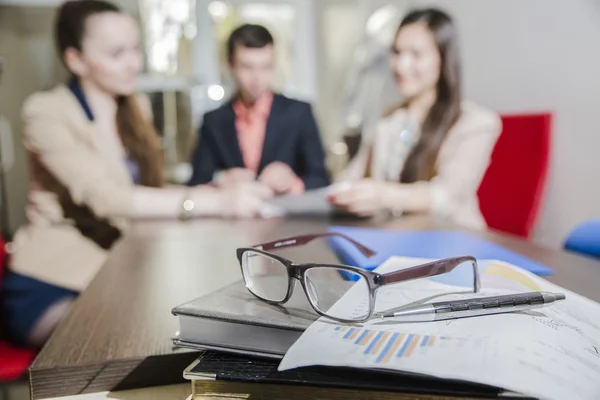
[218,182,274,218]
[258,162,300,195]
[215,168,256,188]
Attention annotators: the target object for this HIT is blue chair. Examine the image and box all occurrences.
[564,220,600,259]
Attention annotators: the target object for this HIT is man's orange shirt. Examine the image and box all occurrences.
[233,92,304,194]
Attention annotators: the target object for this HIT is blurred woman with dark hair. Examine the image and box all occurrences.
[333,8,501,229]
[1,0,272,347]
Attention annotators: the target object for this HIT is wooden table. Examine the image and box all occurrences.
[29,216,600,399]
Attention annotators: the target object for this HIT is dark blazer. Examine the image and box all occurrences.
[188,94,330,190]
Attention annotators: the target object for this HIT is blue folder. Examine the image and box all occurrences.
[327,226,553,276]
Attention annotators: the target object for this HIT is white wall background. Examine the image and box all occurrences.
[410,0,600,247]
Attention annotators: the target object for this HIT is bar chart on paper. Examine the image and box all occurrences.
[331,326,452,365]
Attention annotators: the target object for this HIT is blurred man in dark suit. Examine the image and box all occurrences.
[188,24,330,195]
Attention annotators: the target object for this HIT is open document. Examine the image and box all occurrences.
[278,257,600,400]
[261,184,355,218]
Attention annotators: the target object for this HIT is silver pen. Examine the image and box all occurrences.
[374,291,566,322]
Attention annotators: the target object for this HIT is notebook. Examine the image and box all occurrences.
[172,280,316,359]
[172,278,371,358]
[327,226,553,275]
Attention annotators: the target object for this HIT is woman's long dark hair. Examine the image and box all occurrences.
[56,0,164,188]
[397,8,462,183]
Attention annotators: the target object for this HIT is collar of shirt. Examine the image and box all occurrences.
[233,91,274,123]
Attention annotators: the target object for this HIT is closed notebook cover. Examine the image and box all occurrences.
[184,351,527,399]
[327,227,553,276]
[172,280,317,331]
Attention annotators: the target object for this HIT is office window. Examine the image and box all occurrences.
[206,1,296,95]
[139,0,197,75]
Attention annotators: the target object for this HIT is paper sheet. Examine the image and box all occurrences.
[278,257,600,400]
[261,184,352,218]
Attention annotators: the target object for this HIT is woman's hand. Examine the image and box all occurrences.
[328,179,395,217]
[215,182,274,218]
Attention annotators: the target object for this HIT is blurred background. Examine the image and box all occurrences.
[0,0,599,248]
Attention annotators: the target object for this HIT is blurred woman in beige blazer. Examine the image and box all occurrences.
[1,0,272,347]
[332,8,501,230]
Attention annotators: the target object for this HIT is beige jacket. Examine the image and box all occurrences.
[10,85,147,291]
[340,101,501,230]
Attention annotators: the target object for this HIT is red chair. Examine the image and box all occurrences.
[478,112,552,238]
[0,235,36,386]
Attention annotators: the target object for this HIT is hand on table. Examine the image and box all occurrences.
[217,182,274,218]
[258,162,301,195]
[215,168,256,188]
[328,179,392,217]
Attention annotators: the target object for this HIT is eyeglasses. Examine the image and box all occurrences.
[236,232,481,323]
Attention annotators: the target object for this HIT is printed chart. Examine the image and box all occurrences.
[332,326,450,365]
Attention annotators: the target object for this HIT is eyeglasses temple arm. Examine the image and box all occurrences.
[255,232,376,257]
[380,256,480,292]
